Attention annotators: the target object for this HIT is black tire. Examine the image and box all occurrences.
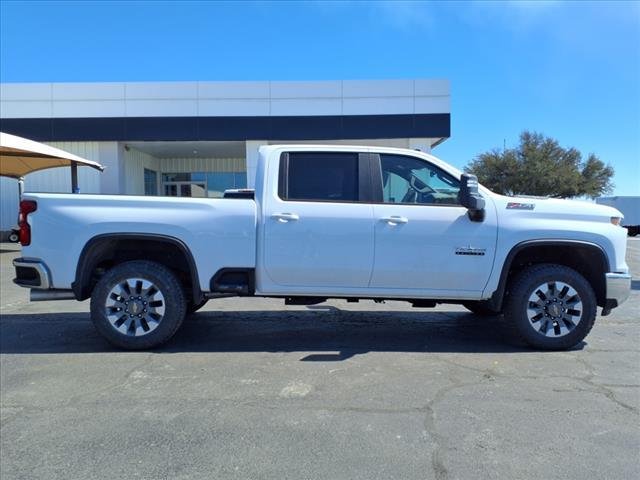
[90,260,186,350]
[504,264,597,350]
[187,298,208,314]
[8,232,19,243]
[463,301,501,316]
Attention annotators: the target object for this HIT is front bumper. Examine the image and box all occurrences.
[603,272,632,314]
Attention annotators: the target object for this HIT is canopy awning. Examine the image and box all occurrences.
[0,132,105,179]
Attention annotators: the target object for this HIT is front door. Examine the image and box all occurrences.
[261,151,374,290]
[369,153,497,297]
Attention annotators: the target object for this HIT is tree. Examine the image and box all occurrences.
[465,131,614,198]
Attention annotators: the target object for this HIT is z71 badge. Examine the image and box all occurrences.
[507,202,535,210]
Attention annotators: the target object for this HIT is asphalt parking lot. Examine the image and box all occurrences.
[1,240,639,480]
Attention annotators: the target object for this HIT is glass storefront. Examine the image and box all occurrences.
[162,172,247,198]
[144,169,158,196]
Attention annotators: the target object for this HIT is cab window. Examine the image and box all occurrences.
[279,152,359,202]
[379,154,460,205]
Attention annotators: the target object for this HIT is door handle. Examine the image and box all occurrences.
[272,212,300,222]
[381,216,408,225]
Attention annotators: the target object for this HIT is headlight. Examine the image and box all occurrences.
[611,217,622,226]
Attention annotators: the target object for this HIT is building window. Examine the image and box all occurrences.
[161,172,246,198]
[144,169,158,196]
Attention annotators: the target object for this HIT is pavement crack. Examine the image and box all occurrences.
[422,375,487,480]
[571,355,639,414]
[59,353,156,406]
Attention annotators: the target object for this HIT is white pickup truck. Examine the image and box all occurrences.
[13,145,631,350]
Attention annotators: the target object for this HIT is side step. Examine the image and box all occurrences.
[214,284,249,295]
[285,297,327,306]
[210,268,254,296]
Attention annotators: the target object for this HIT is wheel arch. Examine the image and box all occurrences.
[489,240,610,311]
[73,233,202,304]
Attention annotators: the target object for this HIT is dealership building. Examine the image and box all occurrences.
[0,79,450,233]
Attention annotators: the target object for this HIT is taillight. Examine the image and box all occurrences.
[18,200,37,246]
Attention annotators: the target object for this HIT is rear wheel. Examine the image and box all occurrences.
[90,260,186,350]
[505,264,596,350]
[463,300,500,316]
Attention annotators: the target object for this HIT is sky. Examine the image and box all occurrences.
[1,0,639,195]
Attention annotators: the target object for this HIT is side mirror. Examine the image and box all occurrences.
[459,174,485,222]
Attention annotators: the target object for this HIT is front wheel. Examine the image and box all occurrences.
[90,260,186,350]
[504,264,597,350]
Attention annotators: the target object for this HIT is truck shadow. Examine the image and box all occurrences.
[0,309,584,356]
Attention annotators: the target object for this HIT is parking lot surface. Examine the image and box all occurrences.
[1,239,639,480]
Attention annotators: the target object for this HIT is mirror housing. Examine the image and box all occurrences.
[459,174,485,222]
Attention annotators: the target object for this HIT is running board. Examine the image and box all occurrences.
[285,297,327,306]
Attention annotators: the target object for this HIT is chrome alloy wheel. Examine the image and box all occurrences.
[105,278,166,336]
[527,281,583,338]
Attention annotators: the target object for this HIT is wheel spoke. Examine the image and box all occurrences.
[145,285,158,297]
[114,315,127,328]
[139,317,150,332]
[530,312,544,322]
[566,295,580,305]
[546,282,556,297]
[126,318,137,336]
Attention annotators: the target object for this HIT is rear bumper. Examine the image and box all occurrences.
[13,257,77,301]
[604,272,632,312]
[13,258,51,289]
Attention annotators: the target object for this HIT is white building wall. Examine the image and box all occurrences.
[0,177,19,230]
[1,79,450,119]
[159,157,245,173]
[246,140,266,188]
[123,147,160,195]
[26,142,102,193]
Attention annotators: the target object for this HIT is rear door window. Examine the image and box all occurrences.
[279,152,360,202]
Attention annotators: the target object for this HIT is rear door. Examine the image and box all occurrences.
[261,151,375,290]
[369,153,497,296]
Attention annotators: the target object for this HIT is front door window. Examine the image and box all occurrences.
[379,154,461,205]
